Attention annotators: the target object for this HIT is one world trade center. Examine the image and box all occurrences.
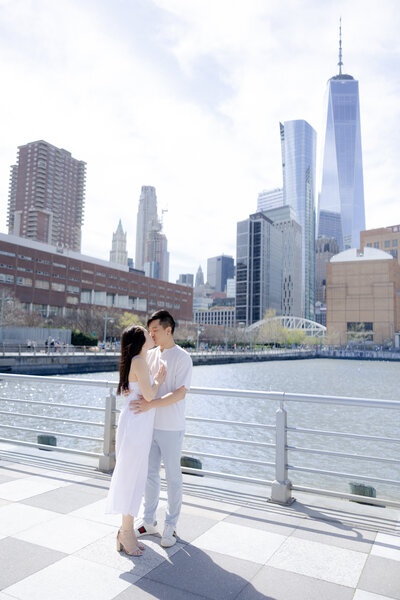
[318,23,365,250]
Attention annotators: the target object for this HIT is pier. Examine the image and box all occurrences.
[0,443,399,599]
[0,373,400,598]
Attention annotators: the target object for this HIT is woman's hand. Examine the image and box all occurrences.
[154,363,167,386]
[129,395,151,413]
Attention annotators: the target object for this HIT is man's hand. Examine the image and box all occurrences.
[129,394,152,413]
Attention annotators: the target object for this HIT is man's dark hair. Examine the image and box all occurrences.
[147,310,176,333]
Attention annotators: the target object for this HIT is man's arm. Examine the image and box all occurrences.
[129,385,187,413]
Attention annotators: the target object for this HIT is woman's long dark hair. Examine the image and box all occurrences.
[117,325,146,395]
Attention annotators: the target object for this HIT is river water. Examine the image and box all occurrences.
[1,358,399,500]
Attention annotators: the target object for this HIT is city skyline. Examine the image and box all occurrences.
[0,1,398,283]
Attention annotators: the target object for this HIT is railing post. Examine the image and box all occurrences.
[269,398,294,505]
[99,385,116,472]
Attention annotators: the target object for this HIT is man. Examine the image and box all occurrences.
[129,310,192,547]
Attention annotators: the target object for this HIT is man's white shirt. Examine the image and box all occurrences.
[146,344,192,431]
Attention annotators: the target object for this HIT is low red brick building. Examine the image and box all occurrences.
[0,233,193,322]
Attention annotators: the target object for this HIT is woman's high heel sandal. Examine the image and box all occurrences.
[116,529,144,556]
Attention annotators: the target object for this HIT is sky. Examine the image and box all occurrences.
[0,0,399,284]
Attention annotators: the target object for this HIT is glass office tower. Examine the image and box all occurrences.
[236,212,282,326]
[280,120,316,320]
[318,44,365,251]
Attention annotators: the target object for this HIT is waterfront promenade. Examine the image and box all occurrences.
[0,443,399,600]
[0,346,399,376]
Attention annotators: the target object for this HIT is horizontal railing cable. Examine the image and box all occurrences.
[180,465,273,486]
[184,433,274,448]
[0,436,103,457]
[0,424,103,442]
[0,397,106,412]
[288,464,400,487]
[287,426,400,444]
[0,410,104,427]
[0,373,114,388]
[287,445,400,465]
[182,449,274,467]
[186,416,275,430]
[291,484,400,509]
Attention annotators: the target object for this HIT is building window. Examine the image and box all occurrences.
[0,274,14,284]
[18,255,33,261]
[0,250,16,257]
[17,277,32,287]
[392,239,398,247]
[366,243,372,247]
[384,240,390,248]
[67,285,80,293]
[35,280,50,289]
[51,282,65,292]
[390,249,398,259]
[53,262,66,268]
[374,242,379,248]
[67,296,79,305]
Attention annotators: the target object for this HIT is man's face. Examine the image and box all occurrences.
[148,319,171,347]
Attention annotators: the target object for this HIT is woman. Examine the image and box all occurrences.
[105,325,166,556]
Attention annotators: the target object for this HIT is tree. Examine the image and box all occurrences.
[116,312,144,333]
[257,309,285,345]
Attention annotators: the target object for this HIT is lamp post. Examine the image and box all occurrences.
[103,312,114,346]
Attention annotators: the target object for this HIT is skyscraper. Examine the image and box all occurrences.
[280,120,317,320]
[261,205,302,317]
[207,255,234,293]
[145,229,169,281]
[257,188,284,212]
[176,273,194,287]
[195,266,204,288]
[318,22,365,251]
[135,186,169,281]
[109,220,128,266]
[236,212,282,326]
[135,186,158,271]
[7,140,86,251]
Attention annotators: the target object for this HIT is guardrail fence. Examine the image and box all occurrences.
[0,374,399,508]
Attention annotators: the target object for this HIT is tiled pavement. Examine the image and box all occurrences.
[0,444,399,600]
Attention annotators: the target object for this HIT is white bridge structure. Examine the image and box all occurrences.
[247,316,326,338]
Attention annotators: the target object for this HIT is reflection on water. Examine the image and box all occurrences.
[0,359,399,499]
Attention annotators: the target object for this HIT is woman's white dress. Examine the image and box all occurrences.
[105,379,155,516]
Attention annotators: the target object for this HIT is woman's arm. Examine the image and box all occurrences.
[129,357,166,402]
[129,385,187,413]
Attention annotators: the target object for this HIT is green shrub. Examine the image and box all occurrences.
[71,330,98,346]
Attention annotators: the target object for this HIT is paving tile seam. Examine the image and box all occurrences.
[231,561,267,598]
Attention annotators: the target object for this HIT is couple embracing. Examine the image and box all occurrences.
[105,309,193,556]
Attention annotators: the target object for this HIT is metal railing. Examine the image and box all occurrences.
[0,374,399,507]
[0,344,120,357]
[0,373,116,472]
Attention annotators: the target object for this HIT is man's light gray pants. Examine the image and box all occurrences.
[143,429,185,529]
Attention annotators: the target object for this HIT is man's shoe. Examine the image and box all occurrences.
[161,524,177,547]
[135,520,158,537]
